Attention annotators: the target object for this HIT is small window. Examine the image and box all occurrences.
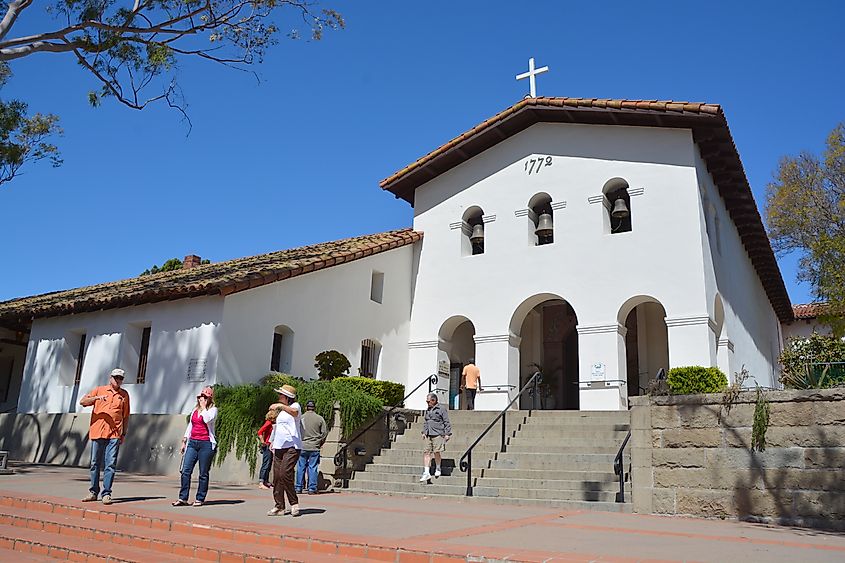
[602,178,632,234]
[359,339,381,378]
[0,356,12,403]
[270,333,283,372]
[270,325,294,373]
[137,327,151,384]
[461,206,485,256]
[73,333,86,386]
[370,271,384,303]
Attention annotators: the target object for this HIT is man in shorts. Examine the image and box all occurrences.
[420,393,452,482]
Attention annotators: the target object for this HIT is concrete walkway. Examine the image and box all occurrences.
[2,463,844,562]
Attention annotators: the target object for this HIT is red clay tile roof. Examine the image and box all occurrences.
[792,303,828,320]
[380,96,793,323]
[0,229,422,329]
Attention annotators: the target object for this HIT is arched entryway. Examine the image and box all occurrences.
[618,296,669,396]
[437,316,476,410]
[510,294,579,410]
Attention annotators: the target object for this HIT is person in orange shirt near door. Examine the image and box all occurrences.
[79,368,130,505]
[461,359,482,410]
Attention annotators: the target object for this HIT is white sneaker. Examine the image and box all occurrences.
[419,472,431,482]
[290,504,300,517]
[434,468,441,478]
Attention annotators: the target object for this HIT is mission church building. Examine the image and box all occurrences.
[0,96,795,415]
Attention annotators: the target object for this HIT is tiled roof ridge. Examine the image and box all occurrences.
[792,302,831,320]
[0,228,422,325]
[380,97,723,188]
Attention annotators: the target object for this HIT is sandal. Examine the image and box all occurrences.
[192,501,204,507]
[171,499,189,506]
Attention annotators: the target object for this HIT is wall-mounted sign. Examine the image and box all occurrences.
[590,362,606,381]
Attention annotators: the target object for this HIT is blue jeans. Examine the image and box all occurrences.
[295,450,320,493]
[89,438,120,497]
[259,444,272,484]
[179,439,215,502]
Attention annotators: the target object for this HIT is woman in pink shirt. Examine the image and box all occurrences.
[172,386,218,507]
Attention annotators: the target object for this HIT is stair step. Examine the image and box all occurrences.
[0,506,370,563]
[0,522,187,563]
[0,545,54,562]
[345,488,633,512]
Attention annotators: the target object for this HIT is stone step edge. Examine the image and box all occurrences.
[0,508,372,563]
[345,488,632,508]
[0,523,184,563]
[0,493,499,563]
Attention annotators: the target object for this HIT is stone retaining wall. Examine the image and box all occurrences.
[630,388,845,529]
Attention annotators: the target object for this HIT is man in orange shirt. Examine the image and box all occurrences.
[460,359,482,410]
[79,368,130,505]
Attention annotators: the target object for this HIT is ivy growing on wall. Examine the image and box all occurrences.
[212,373,385,475]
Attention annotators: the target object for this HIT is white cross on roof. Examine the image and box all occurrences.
[516,57,549,98]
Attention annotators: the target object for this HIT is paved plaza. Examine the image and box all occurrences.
[1,463,843,562]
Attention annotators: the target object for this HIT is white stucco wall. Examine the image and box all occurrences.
[406,122,715,410]
[217,245,413,385]
[18,297,223,414]
[782,319,832,340]
[694,149,783,388]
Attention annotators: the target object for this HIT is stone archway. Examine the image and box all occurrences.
[437,316,476,410]
[510,294,579,410]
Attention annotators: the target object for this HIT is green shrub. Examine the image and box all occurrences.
[213,373,386,476]
[779,333,845,389]
[667,366,728,395]
[314,350,351,380]
[334,376,405,406]
[212,383,278,474]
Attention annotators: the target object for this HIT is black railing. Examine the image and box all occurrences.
[614,430,631,502]
[333,373,438,487]
[459,371,542,496]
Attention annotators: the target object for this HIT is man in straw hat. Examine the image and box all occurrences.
[266,384,302,516]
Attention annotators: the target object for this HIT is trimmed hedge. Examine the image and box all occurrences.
[333,376,405,406]
[667,366,728,395]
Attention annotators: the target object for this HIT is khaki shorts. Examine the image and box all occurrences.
[424,435,446,453]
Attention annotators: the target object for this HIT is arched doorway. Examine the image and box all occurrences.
[510,295,579,410]
[437,316,476,410]
[618,296,669,396]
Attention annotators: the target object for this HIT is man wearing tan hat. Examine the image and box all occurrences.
[79,368,130,505]
[267,384,302,517]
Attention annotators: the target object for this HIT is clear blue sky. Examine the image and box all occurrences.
[1,1,842,305]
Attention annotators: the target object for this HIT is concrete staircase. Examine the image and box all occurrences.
[346,409,632,512]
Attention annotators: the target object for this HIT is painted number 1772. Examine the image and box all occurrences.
[524,156,553,175]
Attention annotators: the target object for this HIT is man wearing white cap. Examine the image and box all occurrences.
[79,368,130,505]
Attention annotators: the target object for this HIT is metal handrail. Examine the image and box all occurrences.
[614,430,631,502]
[458,371,542,496]
[333,373,438,487]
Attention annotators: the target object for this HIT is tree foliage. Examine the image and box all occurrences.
[0,62,61,186]
[314,349,350,380]
[0,0,342,182]
[765,123,845,335]
[140,256,209,275]
[779,332,845,389]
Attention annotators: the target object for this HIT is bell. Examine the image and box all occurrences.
[535,213,553,237]
[611,198,630,219]
[469,223,485,243]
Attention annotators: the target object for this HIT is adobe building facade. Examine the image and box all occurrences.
[0,98,809,414]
